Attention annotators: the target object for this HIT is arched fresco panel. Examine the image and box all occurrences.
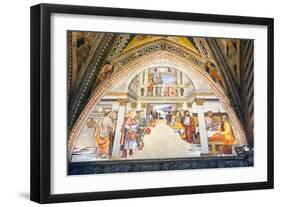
[68,50,247,163]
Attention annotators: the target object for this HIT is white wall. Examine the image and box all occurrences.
[0,0,279,206]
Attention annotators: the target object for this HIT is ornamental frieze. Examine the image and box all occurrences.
[114,40,205,69]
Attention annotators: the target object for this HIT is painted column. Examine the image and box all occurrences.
[176,70,181,95]
[176,70,181,83]
[111,99,127,158]
[177,102,183,111]
[71,32,78,93]
[141,103,147,118]
[144,70,149,96]
[136,102,142,111]
[138,72,143,97]
[188,103,193,113]
[139,71,143,84]
[126,102,132,113]
[195,98,209,155]
[144,70,149,84]
[161,85,164,96]
[144,87,147,97]
[153,85,156,96]
[182,102,188,111]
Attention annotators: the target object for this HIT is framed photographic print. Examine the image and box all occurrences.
[30,3,274,203]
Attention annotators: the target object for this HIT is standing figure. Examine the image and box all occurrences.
[170,112,176,126]
[166,111,172,125]
[170,81,178,96]
[154,72,162,96]
[135,111,146,137]
[156,111,161,124]
[226,40,238,71]
[164,84,170,96]
[148,73,154,83]
[205,110,217,138]
[95,111,114,159]
[152,110,157,121]
[181,111,195,143]
[135,111,146,150]
[147,84,154,96]
[180,110,185,119]
[120,111,140,158]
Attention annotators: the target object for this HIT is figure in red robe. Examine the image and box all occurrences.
[181,111,195,143]
[119,111,139,158]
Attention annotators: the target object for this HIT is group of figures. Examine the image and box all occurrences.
[146,68,179,97]
[166,110,196,143]
[166,110,235,154]
[92,107,236,160]
[93,110,148,159]
[147,68,163,96]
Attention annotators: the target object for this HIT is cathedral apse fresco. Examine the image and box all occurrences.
[67,32,254,175]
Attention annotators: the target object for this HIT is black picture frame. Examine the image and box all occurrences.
[30,3,274,204]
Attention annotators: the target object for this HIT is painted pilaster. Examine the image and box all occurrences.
[195,98,209,155]
[111,99,127,158]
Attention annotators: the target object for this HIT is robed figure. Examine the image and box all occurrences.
[120,111,140,158]
[181,111,195,143]
[205,110,217,138]
[170,111,185,139]
[209,115,235,154]
[95,111,114,158]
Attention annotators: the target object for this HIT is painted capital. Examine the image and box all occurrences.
[141,103,147,108]
[187,103,193,108]
[131,102,137,108]
[177,102,183,108]
[195,98,205,105]
[118,98,128,106]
